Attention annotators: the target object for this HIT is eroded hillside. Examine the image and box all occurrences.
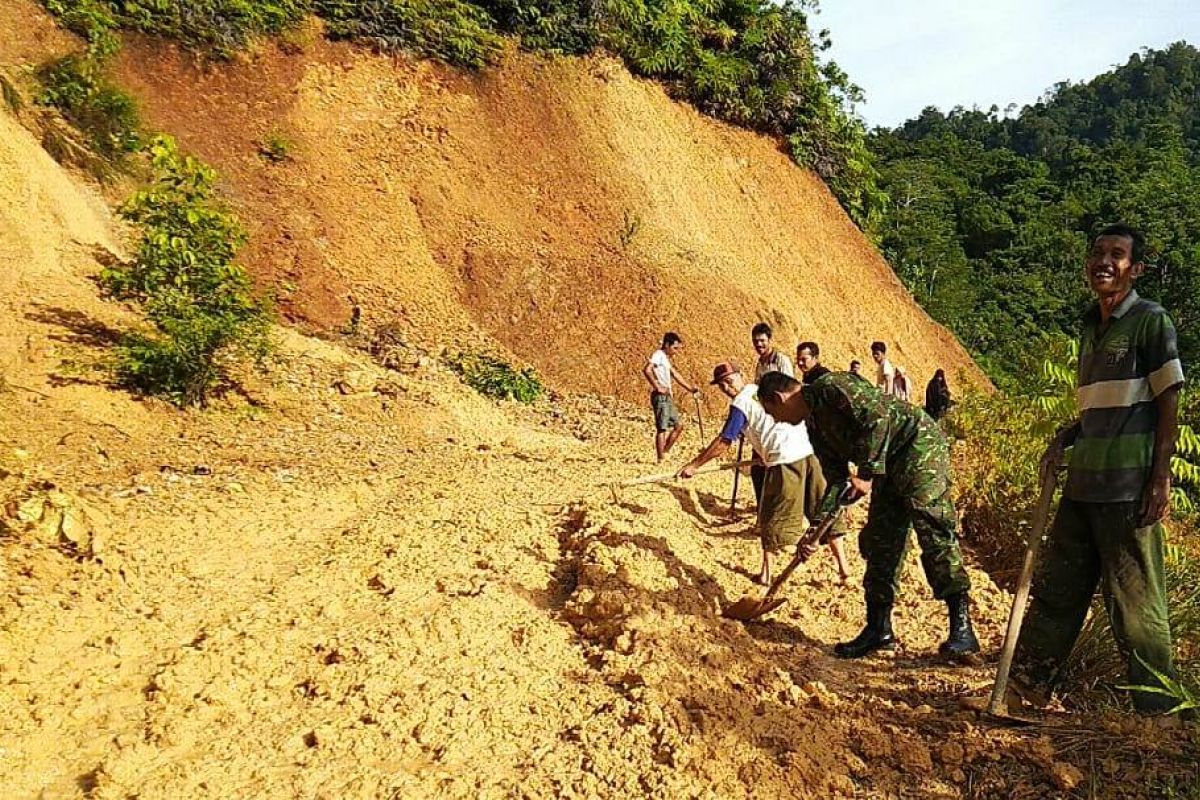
[97,33,982,404]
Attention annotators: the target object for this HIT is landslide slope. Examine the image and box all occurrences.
[103,34,984,403]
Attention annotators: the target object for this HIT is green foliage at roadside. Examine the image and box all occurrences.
[40,0,884,231]
[102,136,272,406]
[871,42,1200,384]
[447,352,544,403]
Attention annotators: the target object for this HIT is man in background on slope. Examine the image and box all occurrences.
[757,370,979,660]
[676,362,847,585]
[643,332,700,463]
[795,340,850,583]
[753,322,794,380]
[1010,224,1185,716]
[750,322,795,503]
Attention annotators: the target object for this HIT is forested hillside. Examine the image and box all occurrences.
[871,42,1200,384]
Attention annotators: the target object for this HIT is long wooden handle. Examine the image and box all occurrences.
[988,470,1058,715]
[730,437,745,512]
[617,459,755,487]
[693,394,706,440]
[762,505,848,603]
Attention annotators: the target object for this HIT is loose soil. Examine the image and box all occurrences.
[1,4,1196,798]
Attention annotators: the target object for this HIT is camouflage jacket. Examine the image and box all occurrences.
[802,371,928,487]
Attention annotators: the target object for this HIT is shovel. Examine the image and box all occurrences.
[983,468,1059,724]
[692,392,706,440]
[724,502,849,622]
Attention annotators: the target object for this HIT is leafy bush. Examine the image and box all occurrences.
[102,136,272,406]
[44,0,310,56]
[43,0,121,58]
[37,55,140,160]
[315,0,504,68]
[447,351,544,403]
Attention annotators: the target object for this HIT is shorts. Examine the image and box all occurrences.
[651,392,680,432]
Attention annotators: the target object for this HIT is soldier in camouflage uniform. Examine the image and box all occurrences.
[757,370,978,659]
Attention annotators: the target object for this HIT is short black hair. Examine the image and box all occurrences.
[756,370,800,402]
[850,360,861,368]
[870,341,886,354]
[662,332,682,348]
[1095,223,1147,264]
[797,341,820,358]
[751,322,773,339]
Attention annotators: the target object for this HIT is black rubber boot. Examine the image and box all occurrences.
[939,591,980,657]
[834,602,895,659]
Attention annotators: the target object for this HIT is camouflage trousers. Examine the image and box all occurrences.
[1013,498,1176,713]
[859,426,971,606]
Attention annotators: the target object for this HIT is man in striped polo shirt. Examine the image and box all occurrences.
[1013,224,1184,714]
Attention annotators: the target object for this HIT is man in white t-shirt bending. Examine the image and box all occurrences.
[643,332,700,463]
[676,362,850,585]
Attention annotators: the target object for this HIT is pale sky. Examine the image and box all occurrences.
[813,0,1200,129]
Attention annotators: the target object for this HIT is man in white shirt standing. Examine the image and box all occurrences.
[871,341,897,396]
[643,332,700,463]
[676,362,849,585]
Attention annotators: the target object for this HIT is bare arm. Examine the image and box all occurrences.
[676,436,732,479]
[670,365,698,395]
[1141,385,1180,526]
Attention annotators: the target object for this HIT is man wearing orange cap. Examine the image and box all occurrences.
[676,362,849,585]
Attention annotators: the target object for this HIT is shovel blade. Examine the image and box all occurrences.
[722,594,788,621]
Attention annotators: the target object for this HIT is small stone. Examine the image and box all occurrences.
[1050,761,1084,791]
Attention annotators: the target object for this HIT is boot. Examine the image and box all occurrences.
[939,591,980,658]
[834,602,895,659]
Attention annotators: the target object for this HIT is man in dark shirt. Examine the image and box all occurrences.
[795,341,831,385]
[757,370,978,659]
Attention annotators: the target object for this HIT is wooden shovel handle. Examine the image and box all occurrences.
[988,469,1059,715]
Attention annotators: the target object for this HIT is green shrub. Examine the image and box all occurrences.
[258,130,295,162]
[45,0,310,57]
[43,0,121,58]
[103,136,272,406]
[37,55,140,160]
[479,0,596,54]
[447,351,544,403]
[315,0,503,68]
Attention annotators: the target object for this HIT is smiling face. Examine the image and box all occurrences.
[752,333,772,357]
[1086,234,1144,299]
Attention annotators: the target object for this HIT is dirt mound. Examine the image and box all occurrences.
[90,34,985,406]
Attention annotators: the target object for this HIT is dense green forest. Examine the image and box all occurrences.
[870,42,1200,385]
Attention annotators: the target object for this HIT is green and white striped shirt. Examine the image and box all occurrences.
[1065,290,1184,503]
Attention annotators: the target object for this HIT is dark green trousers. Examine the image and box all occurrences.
[859,428,971,606]
[1014,498,1176,713]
